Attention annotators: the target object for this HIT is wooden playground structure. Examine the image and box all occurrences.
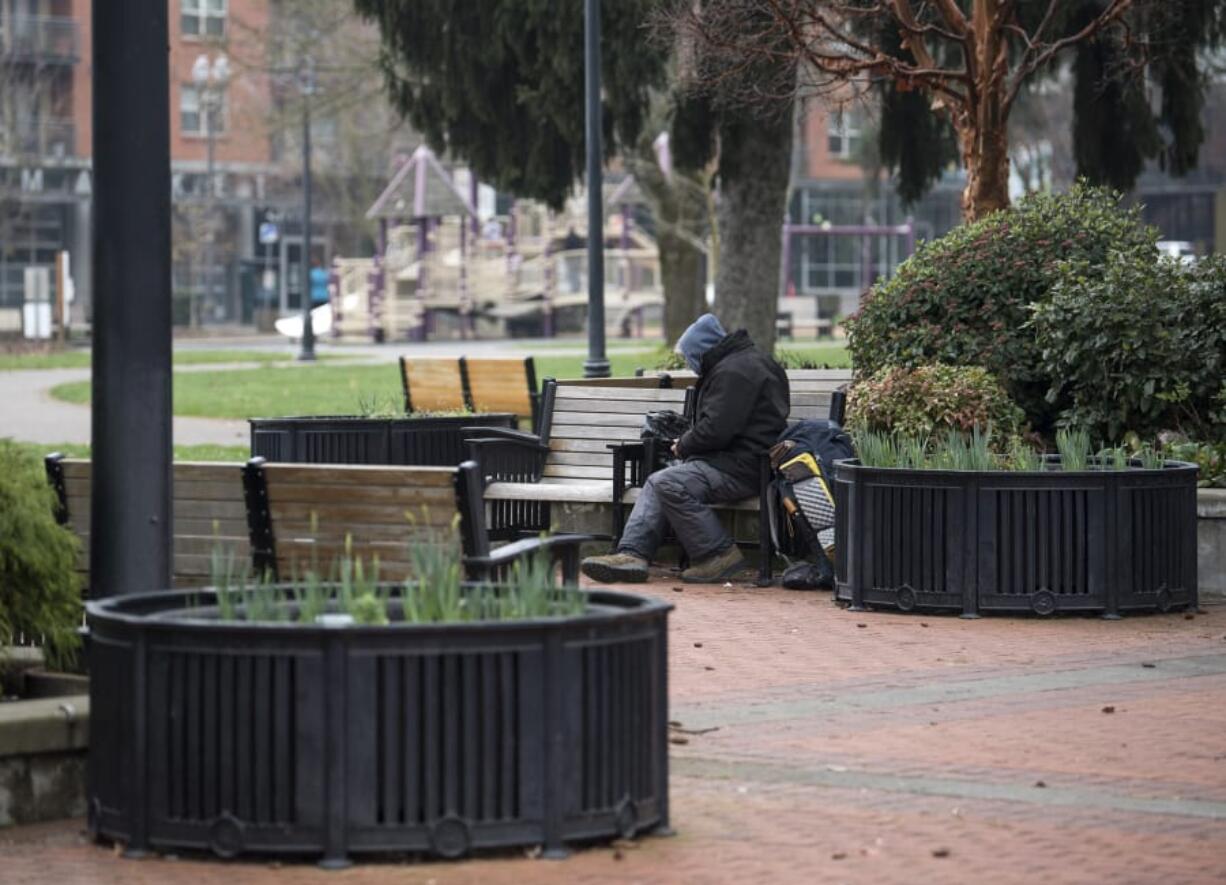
[329,146,664,343]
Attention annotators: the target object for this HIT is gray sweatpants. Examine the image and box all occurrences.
[617,460,757,562]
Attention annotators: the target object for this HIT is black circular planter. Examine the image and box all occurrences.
[249,414,517,467]
[833,458,1199,617]
[84,587,671,865]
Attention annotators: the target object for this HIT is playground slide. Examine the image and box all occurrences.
[274,303,333,340]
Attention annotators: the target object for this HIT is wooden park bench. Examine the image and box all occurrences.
[44,456,251,590]
[464,370,851,582]
[45,456,586,590]
[241,458,585,584]
[776,310,834,340]
[400,356,540,429]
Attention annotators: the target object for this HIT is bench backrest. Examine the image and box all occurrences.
[45,456,250,589]
[245,460,487,583]
[399,357,467,413]
[400,356,539,425]
[463,357,538,423]
[537,382,688,484]
[556,374,680,389]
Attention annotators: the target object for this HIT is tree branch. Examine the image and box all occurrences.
[1005,0,1134,111]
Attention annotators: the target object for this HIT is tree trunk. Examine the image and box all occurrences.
[714,100,794,352]
[960,2,1012,221]
[659,224,707,344]
[632,155,711,345]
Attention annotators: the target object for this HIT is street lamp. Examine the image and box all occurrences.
[191,53,229,326]
[297,56,317,361]
[583,0,609,377]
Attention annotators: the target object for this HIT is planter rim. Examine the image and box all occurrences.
[85,585,672,637]
[248,412,515,424]
[833,456,1199,479]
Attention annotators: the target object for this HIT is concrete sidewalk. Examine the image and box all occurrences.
[0,367,249,447]
[3,580,1224,884]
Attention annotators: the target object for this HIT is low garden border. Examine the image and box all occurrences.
[249,414,516,466]
[833,458,1199,617]
[84,587,671,865]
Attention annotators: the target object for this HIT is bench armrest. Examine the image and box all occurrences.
[461,426,542,445]
[465,434,550,483]
[464,533,595,584]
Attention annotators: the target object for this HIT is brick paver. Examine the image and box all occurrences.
[3,579,1224,884]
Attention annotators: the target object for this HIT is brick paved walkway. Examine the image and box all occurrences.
[4,581,1225,884]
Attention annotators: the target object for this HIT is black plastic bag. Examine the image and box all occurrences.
[641,410,690,471]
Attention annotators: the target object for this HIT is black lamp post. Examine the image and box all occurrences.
[298,56,317,362]
[191,52,228,326]
[582,0,609,378]
[91,0,172,599]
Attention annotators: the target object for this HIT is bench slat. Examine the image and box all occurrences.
[261,464,456,486]
[552,386,688,403]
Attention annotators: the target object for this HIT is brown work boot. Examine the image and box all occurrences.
[681,546,747,584]
[581,551,649,584]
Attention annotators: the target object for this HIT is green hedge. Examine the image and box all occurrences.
[0,441,81,671]
[847,364,1024,449]
[847,184,1156,433]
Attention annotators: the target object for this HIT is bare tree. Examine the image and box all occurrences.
[228,1,419,250]
[662,0,1151,220]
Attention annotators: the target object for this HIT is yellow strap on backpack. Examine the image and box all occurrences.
[780,452,834,503]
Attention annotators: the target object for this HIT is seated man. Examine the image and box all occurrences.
[582,313,790,584]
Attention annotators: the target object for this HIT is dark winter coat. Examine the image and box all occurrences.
[675,330,790,483]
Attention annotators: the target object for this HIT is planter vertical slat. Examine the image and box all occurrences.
[836,459,1197,616]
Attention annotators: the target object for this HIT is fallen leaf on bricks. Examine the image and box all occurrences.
[856,623,867,628]
[669,736,689,745]
[831,852,847,861]
[932,848,951,858]
[1034,780,1046,788]
[1142,662,1156,668]
[1102,705,1116,714]
[705,666,716,671]
[671,586,684,593]
[693,642,703,648]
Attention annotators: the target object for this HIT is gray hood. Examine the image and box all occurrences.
[675,313,727,373]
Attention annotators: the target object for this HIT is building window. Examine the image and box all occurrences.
[182,0,226,38]
[827,109,861,160]
[180,85,225,135]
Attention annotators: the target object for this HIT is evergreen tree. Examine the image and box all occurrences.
[353,0,668,210]
[356,0,795,349]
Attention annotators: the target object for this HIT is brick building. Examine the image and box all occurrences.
[0,0,398,331]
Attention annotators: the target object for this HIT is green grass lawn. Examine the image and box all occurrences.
[50,341,849,420]
[7,440,249,462]
[0,349,349,371]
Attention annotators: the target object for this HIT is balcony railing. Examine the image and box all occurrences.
[0,15,81,63]
[0,116,76,159]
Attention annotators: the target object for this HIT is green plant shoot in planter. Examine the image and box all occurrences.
[0,440,81,673]
[847,364,1025,451]
[847,183,1157,433]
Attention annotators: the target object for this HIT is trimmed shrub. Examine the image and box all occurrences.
[846,183,1157,432]
[847,364,1024,448]
[1032,251,1226,443]
[0,441,81,671]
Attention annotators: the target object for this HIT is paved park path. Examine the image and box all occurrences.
[0,338,608,448]
[4,579,1224,884]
